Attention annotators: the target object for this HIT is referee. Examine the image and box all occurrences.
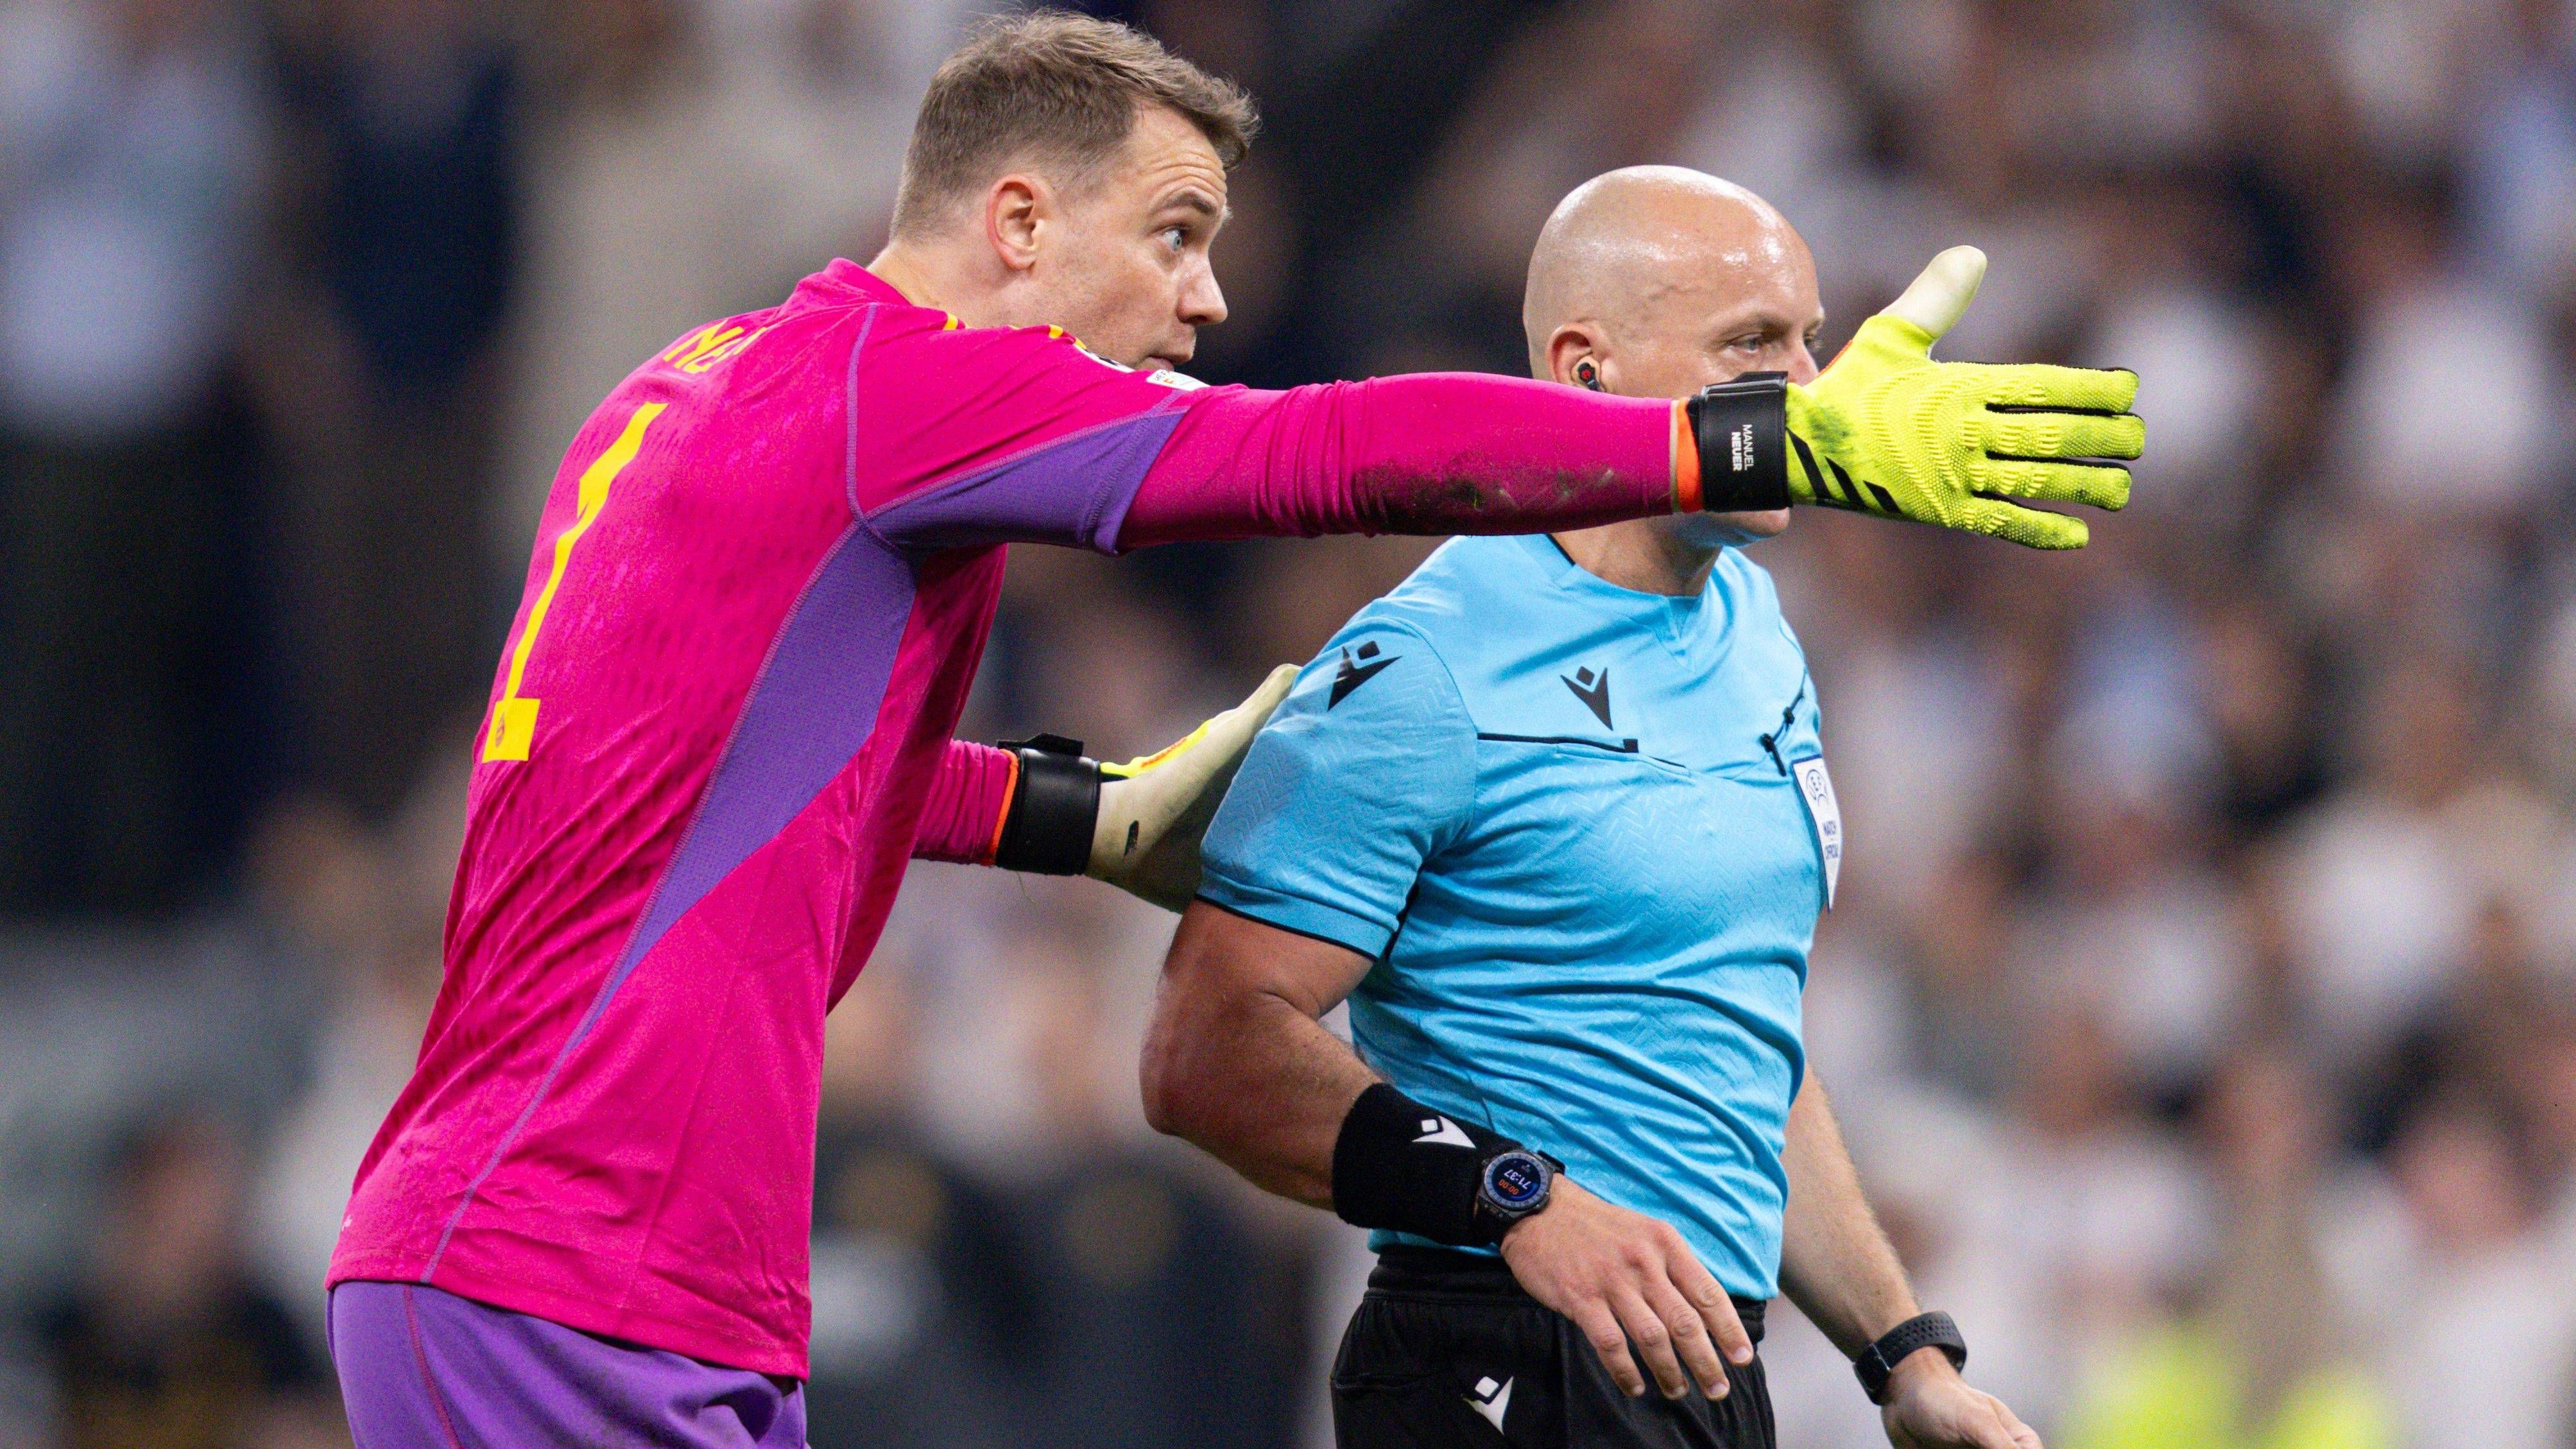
[1142,168,2045,1449]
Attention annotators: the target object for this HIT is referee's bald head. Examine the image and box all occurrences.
[1524,167,1822,542]
[1522,166,1816,383]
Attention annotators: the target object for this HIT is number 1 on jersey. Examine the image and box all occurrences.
[483,403,666,763]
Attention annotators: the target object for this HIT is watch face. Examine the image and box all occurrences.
[1484,1152,1550,1213]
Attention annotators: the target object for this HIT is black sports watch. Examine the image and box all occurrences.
[1852,1312,1967,1403]
[1474,1149,1556,1230]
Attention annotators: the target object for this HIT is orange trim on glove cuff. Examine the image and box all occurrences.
[1671,401,1702,513]
[983,754,1020,866]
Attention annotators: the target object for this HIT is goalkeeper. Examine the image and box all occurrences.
[1142,169,2083,1449]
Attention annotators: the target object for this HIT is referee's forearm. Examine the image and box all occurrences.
[1777,1074,1920,1357]
[1141,902,1378,1208]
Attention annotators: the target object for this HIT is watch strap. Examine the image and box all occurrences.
[1853,1311,1966,1404]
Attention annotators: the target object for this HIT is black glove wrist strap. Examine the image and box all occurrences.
[992,734,1101,875]
[1687,372,1793,513]
[1332,1083,1556,1249]
[1853,1311,1967,1404]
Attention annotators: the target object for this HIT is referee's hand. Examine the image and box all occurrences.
[1498,1177,1752,1400]
[1882,1350,2044,1449]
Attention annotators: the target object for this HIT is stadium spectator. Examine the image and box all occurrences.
[2059,1048,2394,1449]
[0,0,271,918]
[2379,1090,2576,1449]
[2280,653,2491,1072]
[803,961,1026,1449]
[1003,954,1307,1449]
[253,0,518,818]
[246,753,463,1357]
[30,1113,340,1449]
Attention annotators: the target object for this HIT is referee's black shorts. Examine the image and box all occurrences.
[1331,1246,1775,1448]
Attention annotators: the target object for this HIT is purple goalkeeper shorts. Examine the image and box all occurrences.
[328,1281,806,1448]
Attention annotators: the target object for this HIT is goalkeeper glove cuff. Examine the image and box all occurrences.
[992,735,1099,877]
[989,664,1298,910]
[1684,372,1794,513]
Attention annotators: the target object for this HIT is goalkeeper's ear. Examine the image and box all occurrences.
[1881,246,1987,342]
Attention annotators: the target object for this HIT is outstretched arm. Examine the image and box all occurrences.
[866,250,2134,558]
[1117,248,2138,552]
[1117,373,1692,548]
[1782,1074,2043,1449]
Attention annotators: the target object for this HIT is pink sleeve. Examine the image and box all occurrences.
[852,317,1681,554]
[1114,374,1682,549]
[912,740,1017,864]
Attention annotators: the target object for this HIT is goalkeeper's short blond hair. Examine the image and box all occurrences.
[891,12,1258,241]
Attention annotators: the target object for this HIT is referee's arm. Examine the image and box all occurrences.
[1780,1075,2044,1449]
[1145,902,1756,1402]
[1140,903,1377,1208]
[1779,1074,1922,1357]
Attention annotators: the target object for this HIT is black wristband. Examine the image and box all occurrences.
[1687,372,1793,513]
[1852,1311,1967,1404]
[992,735,1100,875]
[1331,1083,1534,1248]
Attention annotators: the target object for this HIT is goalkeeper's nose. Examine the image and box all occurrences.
[1180,262,1228,328]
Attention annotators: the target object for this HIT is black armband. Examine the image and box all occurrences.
[992,734,1100,876]
[1687,372,1793,513]
[1330,1083,1558,1248]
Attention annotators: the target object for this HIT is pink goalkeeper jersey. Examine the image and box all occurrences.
[330,260,1683,1376]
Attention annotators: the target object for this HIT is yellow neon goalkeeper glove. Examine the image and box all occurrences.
[1686,246,2143,549]
[1091,664,1297,909]
[991,665,1297,911]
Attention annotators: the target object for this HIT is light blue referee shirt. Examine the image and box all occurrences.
[1198,531,1839,1298]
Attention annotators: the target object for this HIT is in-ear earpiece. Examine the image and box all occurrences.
[1575,359,1603,392]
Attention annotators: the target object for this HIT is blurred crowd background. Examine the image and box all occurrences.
[4,0,2576,1446]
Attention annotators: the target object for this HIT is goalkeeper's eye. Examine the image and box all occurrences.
[1162,225,1190,253]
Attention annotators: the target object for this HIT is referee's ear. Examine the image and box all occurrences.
[1541,324,1612,392]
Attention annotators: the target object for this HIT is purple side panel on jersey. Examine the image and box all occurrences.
[867,408,1181,554]
[420,525,913,1277]
[331,1282,806,1449]
[620,524,914,975]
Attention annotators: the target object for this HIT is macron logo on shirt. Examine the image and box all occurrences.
[1330,640,1399,708]
[1560,665,1613,728]
[1415,1116,1475,1147]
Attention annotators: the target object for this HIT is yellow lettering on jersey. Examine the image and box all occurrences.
[482,403,666,762]
[662,323,771,375]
